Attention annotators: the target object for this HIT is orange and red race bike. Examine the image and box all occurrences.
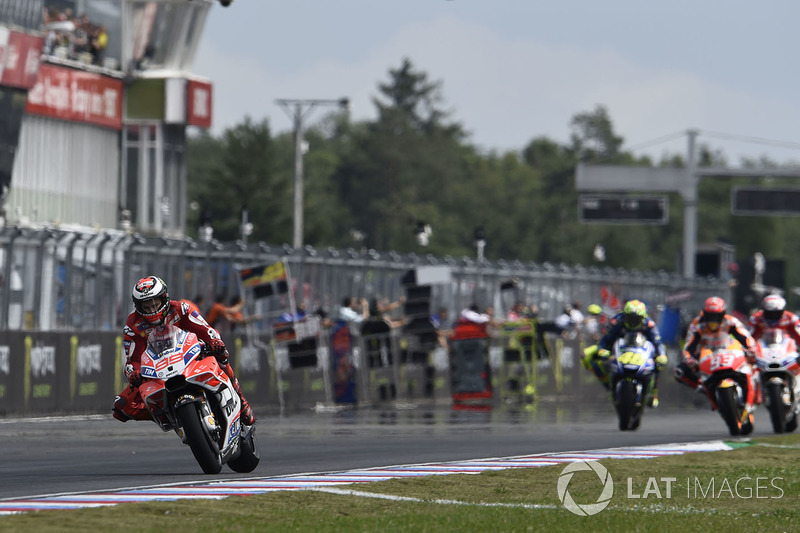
[697,339,757,436]
[138,324,260,474]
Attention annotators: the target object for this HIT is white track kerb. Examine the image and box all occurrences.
[0,440,734,515]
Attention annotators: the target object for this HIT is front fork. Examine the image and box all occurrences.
[173,395,218,444]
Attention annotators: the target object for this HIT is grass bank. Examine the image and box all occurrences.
[2,435,798,532]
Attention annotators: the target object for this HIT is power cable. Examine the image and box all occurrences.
[700,130,800,152]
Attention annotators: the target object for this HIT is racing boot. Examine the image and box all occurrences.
[647,376,660,408]
[218,359,256,426]
[584,347,611,390]
[648,354,668,408]
[581,345,598,370]
[112,387,151,422]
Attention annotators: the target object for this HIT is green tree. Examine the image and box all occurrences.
[335,58,468,253]
[188,118,286,242]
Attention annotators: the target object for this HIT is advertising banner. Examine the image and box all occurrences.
[0,29,44,89]
[187,78,212,128]
[68,333,119,411]
[26,63,123,129]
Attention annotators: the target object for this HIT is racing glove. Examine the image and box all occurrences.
[128,369,143,387]
[684,356,698,371]
[205,338,228,364]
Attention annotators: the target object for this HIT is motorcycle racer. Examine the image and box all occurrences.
[112,276,255,426]
[582,299,668,406]
[674,296,757,392]
[749,294,800,349]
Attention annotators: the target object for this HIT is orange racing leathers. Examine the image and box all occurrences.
[675,313,756,389]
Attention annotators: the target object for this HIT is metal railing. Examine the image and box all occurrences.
[0,226,729,332]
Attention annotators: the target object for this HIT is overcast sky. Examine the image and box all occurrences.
[193,0,800,165]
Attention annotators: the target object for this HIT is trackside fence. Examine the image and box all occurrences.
[0,226,727,416]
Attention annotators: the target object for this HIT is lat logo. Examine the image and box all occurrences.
[557,461,614,516]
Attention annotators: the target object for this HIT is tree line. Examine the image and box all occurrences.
[187,58,800,298]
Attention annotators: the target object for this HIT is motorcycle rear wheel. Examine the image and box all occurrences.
[177,402,222,474]
[766,381,786,434]
[717,386,741,436]
[228,425,261,473]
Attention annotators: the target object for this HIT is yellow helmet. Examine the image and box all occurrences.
[622,300,647,329]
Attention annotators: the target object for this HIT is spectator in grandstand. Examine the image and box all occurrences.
[69,14,90,58]
[526,303,558,360]
[451,304,501,339]
[90,24,108,65]
[432,306,452,348]
[506,301,526,321]
[225,295,262,334]
[570,301,585,328]
[582,303,606,342]
[376,295,405,314]
[205,294,237,329]
[339,297,369,324]
[367,297,405,329]
[277,302,307,323]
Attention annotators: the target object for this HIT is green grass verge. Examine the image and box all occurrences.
[2,435,799,532]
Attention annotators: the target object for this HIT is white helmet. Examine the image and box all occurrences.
[132,276,170,325]
[762,294,786,325]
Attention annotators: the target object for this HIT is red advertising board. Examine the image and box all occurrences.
[26,63,123,130]
[0,29,44,89]
[187,78,212,128]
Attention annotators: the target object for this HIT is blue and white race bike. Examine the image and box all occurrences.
[608,331,657,431]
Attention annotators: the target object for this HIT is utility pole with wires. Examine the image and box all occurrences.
[275,98,350,250]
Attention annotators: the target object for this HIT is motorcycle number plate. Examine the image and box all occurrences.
[618,351,646,367]
[710,352,734,371]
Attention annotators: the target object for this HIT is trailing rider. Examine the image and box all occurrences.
[582,299,668,407]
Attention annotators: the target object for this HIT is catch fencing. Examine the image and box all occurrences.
[0,226,727,416]
[0,226,728,333]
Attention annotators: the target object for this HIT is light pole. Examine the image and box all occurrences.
[474,225,486,262]
[276,97,350,249]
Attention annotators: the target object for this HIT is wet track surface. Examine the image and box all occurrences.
[0,399,773,501]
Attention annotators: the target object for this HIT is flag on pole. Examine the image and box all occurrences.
[240,260,289,299]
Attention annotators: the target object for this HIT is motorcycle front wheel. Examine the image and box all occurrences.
[716,386,741,436]
[616,380,640,431]
[766,381,787,434]
[177,402,222,474]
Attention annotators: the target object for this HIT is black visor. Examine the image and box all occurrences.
[703,311,724,323]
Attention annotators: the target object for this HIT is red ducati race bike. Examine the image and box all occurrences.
[138,324,260,474]
[756,328,800,434]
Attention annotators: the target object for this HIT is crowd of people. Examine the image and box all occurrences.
[42,7,108,66]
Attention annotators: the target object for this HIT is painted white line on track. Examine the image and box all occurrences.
[309,486,562,510]
[310,488,722,515]
[0,439,737,515]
